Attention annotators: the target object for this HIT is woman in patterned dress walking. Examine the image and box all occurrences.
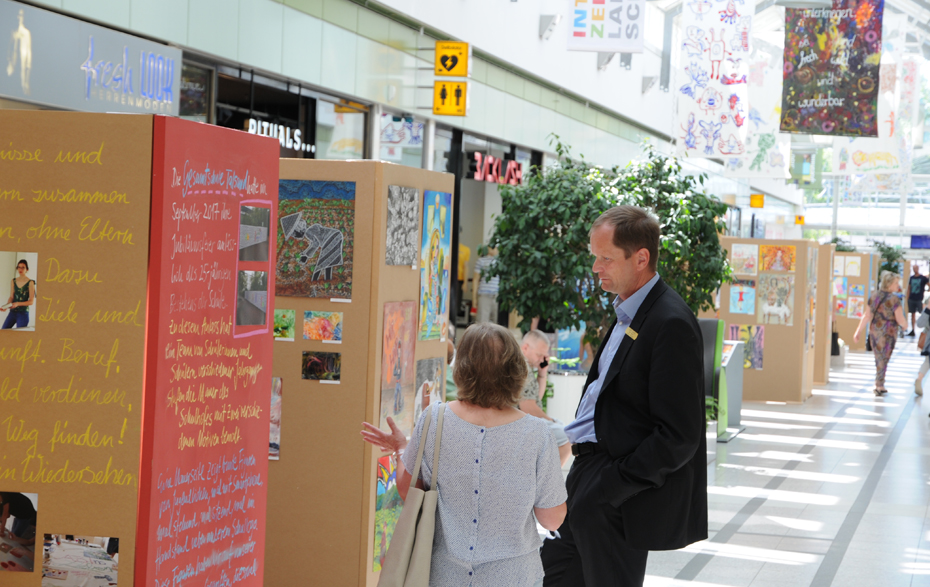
[855,271,908,395]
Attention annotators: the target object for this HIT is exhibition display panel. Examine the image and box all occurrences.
[814,243,836,385]
[831,252,878,352]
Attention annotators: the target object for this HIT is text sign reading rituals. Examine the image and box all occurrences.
[567,0,646,53]
[780,0,883,137]
[0,110,153,585]
[136,116,279,587]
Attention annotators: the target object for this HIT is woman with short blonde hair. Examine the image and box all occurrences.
[855,270,907,395]
[362,322,567,586]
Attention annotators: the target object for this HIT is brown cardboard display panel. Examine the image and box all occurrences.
[832,252,875,351]
[814,244,836,385]
[263,160,453,587]
[0,111,153,586]
[720,237,814,403]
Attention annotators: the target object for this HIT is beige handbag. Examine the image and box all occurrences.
[378,404,445,587]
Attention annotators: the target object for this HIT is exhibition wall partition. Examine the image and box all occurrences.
[814,243,836,385]
[720,237,816,403]
[0,111,279,587]
[831,252,878,352]
[263,160,454,587]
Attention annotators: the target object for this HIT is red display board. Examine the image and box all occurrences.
[136,117,279,587]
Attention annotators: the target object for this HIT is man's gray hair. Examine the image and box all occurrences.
[522,329,550,346]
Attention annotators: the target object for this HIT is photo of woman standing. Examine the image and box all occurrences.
[1,258,35,330]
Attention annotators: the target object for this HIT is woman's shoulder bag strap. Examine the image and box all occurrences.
[407,408,433,492]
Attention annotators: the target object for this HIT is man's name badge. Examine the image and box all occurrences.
[625,327,638,340]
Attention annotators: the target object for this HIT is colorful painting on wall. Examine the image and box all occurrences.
[415,358,445,424]
[729,324,764,370]
[373,453,403,572]
[731,244,759,275]
[302,351,341,381]
[724,37,791,179]
[273,309,296,342]
[848,296,865,318]
[781,0,883,137]
[835,298,848,317]
[386,185,420,266]
[845,256,861,277]
[269,377,282,460]
[677,2,753,158]
[276,180,355,299]
[730,279,756,315]
[833,277,848,299]
[759,245,796,272]
[303,311,343,342]
[850,284,865,297]
[381,301,417,436]
[418,191,452,341]
[757,273,794,326]
[834,255,845,276]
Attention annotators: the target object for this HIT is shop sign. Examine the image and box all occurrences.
[0,0,181,114]
[434,41,471,77]
[247,118,314,154]
[468,152,523,185]
[433,81,468,116]
[567,0,645,54]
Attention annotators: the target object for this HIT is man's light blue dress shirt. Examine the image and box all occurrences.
[564,273,660,444]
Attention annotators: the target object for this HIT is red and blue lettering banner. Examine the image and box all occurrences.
[567,0,645,53]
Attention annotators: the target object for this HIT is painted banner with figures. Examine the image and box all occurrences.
[677,0,754,157]
[724,35,790,177]
[780,0,883,137]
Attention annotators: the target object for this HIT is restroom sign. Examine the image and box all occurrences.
[433,81,468,116]
[434,41,470,77]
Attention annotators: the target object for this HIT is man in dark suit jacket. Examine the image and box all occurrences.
[541,205,707,586]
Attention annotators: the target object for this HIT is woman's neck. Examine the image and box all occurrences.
[449,400,525,427]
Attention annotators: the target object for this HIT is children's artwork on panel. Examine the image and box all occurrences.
[847,296,865,318]
[850,284,865,297]
[381,301,417,436]
[277,180,355,299]
[845,256,861,277]
[373,454,403,572]
[835,298,848,317]
[729,279,756,314]
[302,351,341,381]
[418,191,452,340]
[759,245,796,272]
[833,277,848,299]
[731,244,758,275]
[757,273,794,325]
[834,255,845,276]
[386,186,419,266]
[303,311,343,342]
[269,377,282,460]
[729,324,764,369]
[414,358,445,424]
[273,309,295,342]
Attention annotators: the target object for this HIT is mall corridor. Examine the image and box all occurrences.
[644,346,930,587]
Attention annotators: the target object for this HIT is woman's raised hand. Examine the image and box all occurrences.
[361,417,407,454]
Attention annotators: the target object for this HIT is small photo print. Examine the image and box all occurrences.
[270,377,282,460]
[239,205,272,262]
[303,311,343,342]
[236,270,268,326]
[273,309,296,341]
[0,491,37,572]
[302,351,341,381]
[42,534,118,583]
[0,252,38,332]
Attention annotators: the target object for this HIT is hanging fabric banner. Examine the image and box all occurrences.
[724,36,790,178]
[780,0,884,137]
[568,0,646,53]
[677,0,755,157]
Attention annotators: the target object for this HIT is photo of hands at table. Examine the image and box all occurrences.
[42,534,118,587]
[0,491,37,572]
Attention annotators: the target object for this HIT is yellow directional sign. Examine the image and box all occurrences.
[433,81,468,116]
[795,215,805,225]
[750,194,765,208]
[434,41,470,77]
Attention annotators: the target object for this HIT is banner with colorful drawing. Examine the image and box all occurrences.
[724,36,790,178]
[780,0,883,137]
[677,0,754,157]
[567,0,646,53]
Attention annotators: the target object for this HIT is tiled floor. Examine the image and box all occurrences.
[643,344,930,587]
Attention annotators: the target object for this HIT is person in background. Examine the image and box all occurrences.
[0,492,36,546]
[855,270,908,396]
[361,323,567,586]
[541,206,706,587]
[473,248,500,324]
[519,330,572,466]
[915,295,930,398]
[456,242,471,323]
[1,259,34,329]
[907,265,929,336]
